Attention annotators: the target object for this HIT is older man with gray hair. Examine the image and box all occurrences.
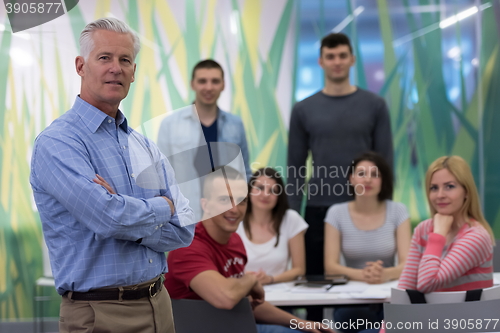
[30,17,195,333]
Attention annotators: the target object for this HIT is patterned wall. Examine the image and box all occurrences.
[297,0,500,230]
[0,0,297,320]
[2,0,500,321]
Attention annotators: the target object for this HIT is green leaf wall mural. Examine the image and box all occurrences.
[1,0,500,321]
[0,0,296,320]
[372,0,499,230]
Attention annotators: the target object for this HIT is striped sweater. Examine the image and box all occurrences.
[397,219,493,293]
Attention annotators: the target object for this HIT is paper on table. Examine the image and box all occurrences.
[380,280,400,289]
[264,283,294,292]
[291,284,332,293]
[348,282,396,299]
[327,281,368,293]
[328,280,398,299]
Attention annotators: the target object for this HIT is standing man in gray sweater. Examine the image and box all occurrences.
[287,33,393,319]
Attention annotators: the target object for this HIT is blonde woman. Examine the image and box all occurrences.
[398,155,494,293]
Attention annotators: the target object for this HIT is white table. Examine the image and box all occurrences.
[34,273,500,308]
[265,273,500,307]
[265,280,397,306]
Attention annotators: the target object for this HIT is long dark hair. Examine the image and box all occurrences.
[243,167,289,247]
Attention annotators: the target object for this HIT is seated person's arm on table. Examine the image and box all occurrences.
[188,262,334,332]
[324,223,364,281]
[364,218,412,283]
[416,230,491,293]
[190,270,261,310]
[254,230,306,285]
[252,301,303,326]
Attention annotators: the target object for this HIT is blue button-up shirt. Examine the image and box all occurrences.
[30,97,195,295]
[157,105,251,221]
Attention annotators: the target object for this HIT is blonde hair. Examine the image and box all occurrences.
[425,156,494,241]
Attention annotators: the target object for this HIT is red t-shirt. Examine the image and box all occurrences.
[164,223,247,299]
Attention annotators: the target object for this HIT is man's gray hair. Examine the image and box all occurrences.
[80,17,140,60]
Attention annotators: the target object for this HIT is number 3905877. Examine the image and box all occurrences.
[5,2,62,14]
[443,318,499,330]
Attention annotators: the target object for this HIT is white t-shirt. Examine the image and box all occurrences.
[236,209,308,276]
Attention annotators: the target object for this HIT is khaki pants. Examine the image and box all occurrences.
[59,278,175,333]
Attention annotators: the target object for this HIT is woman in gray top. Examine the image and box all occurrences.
[324,152,411,333]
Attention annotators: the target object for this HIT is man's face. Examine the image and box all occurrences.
[201,177,247,235]
[319,44,355,83]
[191,68,225,108]
[76,30,136,113]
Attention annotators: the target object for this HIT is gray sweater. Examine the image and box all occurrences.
[287,89,393,210]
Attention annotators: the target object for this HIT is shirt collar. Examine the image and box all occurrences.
[184,104,224,122]
[115,110,129,132]
[73,96,128,133]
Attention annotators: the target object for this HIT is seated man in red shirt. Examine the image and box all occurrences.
[165,167,333,333]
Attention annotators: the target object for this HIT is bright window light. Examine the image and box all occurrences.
[447,46,461,59]
[10,47,34,67]
[440,6,478,29]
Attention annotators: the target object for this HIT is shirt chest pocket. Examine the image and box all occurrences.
[219,123,241,144]
[168,123,204,154]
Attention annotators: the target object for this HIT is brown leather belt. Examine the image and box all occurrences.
[66,277,162,301]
